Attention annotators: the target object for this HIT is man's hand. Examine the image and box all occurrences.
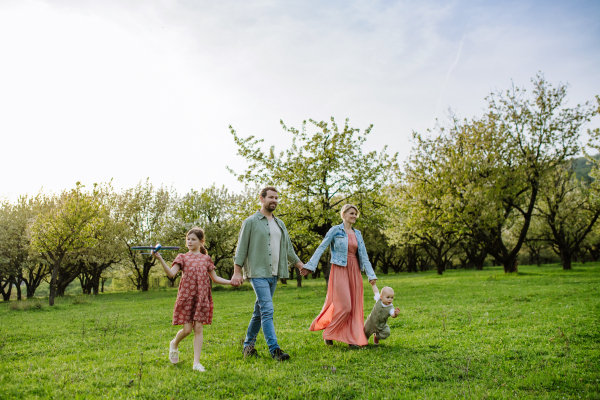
[231,265,244,287]
[296,261,311,276]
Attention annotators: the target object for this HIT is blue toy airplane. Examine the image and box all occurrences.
[130,243,180,255]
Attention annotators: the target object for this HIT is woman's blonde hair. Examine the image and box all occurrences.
[340,204,360,219]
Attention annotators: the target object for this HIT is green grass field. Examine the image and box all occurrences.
[1,264,599,399]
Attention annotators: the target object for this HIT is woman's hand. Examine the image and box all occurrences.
[152,251,163,260]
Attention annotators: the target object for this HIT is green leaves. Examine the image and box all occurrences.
[230,117,398,236]
[388,74,599,272]
[30,183,105,261]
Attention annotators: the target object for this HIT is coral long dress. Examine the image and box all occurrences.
[309,232,368,346]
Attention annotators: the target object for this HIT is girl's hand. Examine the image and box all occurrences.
[152,251,163,260]
[369,279,377,286]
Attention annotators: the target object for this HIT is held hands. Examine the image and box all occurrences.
[230,269,243,287]
[296,261,311,276]
[370,280,378,295]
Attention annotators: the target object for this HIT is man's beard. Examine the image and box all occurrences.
[268,202,277,210]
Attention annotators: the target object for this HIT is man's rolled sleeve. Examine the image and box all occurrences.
[285,232,300,265]
[234,219,251,266]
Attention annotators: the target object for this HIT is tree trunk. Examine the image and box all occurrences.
[296,268,302,287]
[92,275,100,295]
[14,278,22,300]
[141,265,150,292]
[560,251,572,270]
[57,272,79,296]
[431,246,444,275]
[25,263,47,298]
[49,260,60,306]
[140,260,155,292]
[0,278,13,301]
[503,259,518,273]
[407,246,418,273]
[101,278,106,293]
[26,284,36,298]
[474,249,487,270]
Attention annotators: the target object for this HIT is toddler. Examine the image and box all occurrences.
[364,286,400,345]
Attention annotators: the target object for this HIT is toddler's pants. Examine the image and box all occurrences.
[364,323,390,341]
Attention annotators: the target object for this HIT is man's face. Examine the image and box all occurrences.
[260,190,278,211]
[381,289,395,306]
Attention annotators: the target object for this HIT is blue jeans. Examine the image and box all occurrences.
[244,277,279,353]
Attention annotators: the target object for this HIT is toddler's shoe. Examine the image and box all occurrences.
[169,339,179,364]
[373,335,379,345]
[193,363,205,372]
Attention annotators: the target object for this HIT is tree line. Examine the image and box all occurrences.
[1,74,599,305]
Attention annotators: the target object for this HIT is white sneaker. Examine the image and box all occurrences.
[193,363,205,372]
[169,340,179,364]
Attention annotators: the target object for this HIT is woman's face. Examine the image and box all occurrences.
[343,208,358,225]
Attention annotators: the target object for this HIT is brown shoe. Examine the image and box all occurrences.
[348,344,360,349]
[271,348,290,361]
[324,339,333,346]
[243,344,258,358]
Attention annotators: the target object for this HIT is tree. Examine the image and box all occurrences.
[29,183,105,305]
[229,117,398,284]
[0,197,49,300]
[0,195,50,300]
[118,180,175,292]
[385,169,462,275]
[397,75,596,273]
[175,185,246,280]
[534,165,600,269]
[522,216,548,266]
[76,189,125,294]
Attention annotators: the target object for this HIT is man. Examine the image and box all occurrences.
[231,186,306,361]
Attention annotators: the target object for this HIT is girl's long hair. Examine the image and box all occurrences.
[187,227,208,255]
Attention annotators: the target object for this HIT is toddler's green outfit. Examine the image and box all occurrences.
[364,293,395,341]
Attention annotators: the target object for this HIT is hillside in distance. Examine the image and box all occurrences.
[573,153,600,182]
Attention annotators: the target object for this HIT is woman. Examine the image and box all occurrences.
[303,204,377,348]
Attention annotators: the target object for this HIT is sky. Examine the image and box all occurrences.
[1,0,599,200]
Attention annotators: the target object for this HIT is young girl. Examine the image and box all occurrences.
[154,227,233,372]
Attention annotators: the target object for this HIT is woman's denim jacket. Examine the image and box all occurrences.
[304,223,377,281]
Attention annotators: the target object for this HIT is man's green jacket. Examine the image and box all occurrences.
[234,211,300,279]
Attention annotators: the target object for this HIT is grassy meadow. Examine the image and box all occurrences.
[1,263,599,399]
